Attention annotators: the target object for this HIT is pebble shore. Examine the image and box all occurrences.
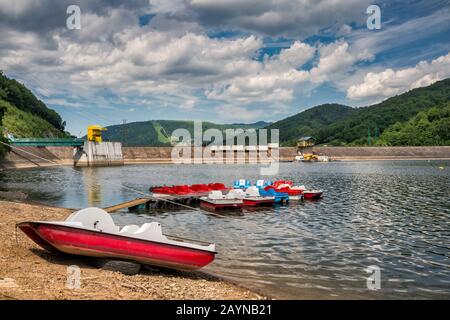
[0,200,265,300]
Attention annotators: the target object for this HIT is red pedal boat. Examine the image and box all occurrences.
[151,183,228,196]
[17,207,216,271]
[303,190,323,200]
[150,186,174,194]
[243,197,275,206]
[200,199,243,210]
[200,190,244,211]
[265,181,305,196]
[242,187,275,206]
[207,183,228,191]
[190,184,212,193]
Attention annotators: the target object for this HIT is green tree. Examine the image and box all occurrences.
[0,103,9,158]
[0,72,65,131]
[378,104,450,146]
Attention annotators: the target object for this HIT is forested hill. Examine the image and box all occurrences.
[0,72,67,140]
[266,104,356,146]
[268,78,450,146]
[102,120,271,147]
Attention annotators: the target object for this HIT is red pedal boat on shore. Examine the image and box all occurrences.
[17,207,216,271]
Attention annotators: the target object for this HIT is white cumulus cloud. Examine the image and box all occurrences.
[347,52,450,101]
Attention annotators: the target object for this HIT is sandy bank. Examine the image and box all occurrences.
[0,201,265,300]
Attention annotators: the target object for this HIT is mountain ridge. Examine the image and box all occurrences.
[267,78,450,146]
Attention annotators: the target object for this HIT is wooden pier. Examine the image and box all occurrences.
[103,198,152,213]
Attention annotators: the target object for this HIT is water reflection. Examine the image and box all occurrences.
[80,167,103,207]
[0,161,449,299]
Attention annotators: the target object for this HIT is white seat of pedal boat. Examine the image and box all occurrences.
[133,222,167,241]
[226,189,245,199]
[256,180,264,188]
[40,207,215,253]
[208,190,224,199]
[245,186,260,197]
[119,224,140,234]
[65,207,120,233]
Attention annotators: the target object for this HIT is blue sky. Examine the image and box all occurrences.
[0,0,449,136]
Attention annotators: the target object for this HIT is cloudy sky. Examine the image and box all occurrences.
[0,0,449,135]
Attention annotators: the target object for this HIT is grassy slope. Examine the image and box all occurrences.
[153,121,171,144]
[1,99,66,138]
[0,72,65,131]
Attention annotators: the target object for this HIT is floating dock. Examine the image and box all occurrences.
[103,191,295,214]
[103,193,210,213]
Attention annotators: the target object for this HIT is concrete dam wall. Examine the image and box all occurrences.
[74,141,124,167]
[123,147,173,163]
[1,146,449,169]
[0,146,73,169]
[123,146,287,163]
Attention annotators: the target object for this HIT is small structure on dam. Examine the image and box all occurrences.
[73,125,124,167]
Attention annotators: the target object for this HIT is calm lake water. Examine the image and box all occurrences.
[1,161,449,299]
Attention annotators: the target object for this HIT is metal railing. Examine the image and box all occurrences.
[9,138,85,146]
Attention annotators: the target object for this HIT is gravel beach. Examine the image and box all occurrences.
[0,200,265,300]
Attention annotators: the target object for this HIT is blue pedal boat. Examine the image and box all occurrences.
[258,188,289,203]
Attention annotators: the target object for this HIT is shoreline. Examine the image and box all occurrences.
[1,145,449,169]
[0,200,267,300]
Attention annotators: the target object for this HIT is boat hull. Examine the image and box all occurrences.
[303,191,323,200]
[243,198,275,207]
[199,199,243,211]
[18,222,215,271]
[288,195,304,201]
